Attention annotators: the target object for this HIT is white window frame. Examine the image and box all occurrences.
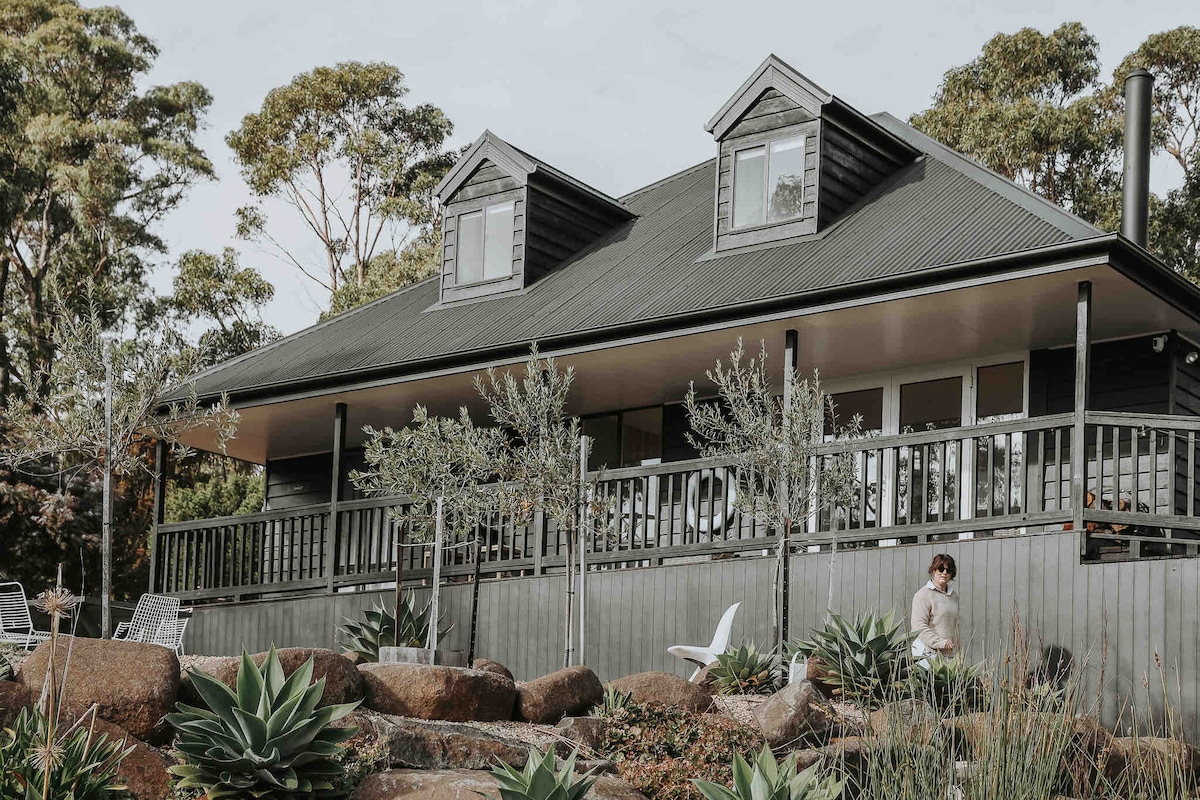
[730,133,806,230]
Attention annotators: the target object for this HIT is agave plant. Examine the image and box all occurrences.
[693,745,842,800]
[792,610,914,707]
[909,654,987,714]
[591,684,634,717]
[489,746,596,800]
[0,706,133,800]
[709,644,780,695]
[167,647,360,799]
[338,592,450,661]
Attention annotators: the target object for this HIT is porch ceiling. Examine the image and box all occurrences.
[181,263,1200,464]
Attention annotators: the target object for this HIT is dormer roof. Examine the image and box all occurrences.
[706,54,831,139]
[435,130,631,218]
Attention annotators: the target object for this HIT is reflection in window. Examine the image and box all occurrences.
[900,377,962,432]
[825,387,884,440]
[976,361,1024,423]
[731,134,806,228]
[456,201,514,284]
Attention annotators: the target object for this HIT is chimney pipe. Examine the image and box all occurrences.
[1122,68,1154,248]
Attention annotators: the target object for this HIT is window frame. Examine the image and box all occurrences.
[453,199,516,287]
[729,132,807,231]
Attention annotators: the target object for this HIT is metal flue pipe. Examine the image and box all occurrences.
[1122,68,1154,248]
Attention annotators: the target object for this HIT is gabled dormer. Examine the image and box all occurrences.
[706,55,920,252]
[434,131,634,305]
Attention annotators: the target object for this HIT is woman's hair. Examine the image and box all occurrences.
[928,553,956,578]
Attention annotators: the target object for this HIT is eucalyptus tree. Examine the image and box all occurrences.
[227,61,456,304]
[684,339,860,641]
[1,295,238,635]
[476,347,590,668]
[0,0,214,405]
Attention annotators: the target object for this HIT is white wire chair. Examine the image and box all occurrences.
[0,581,51,650]
[113,593,181,648]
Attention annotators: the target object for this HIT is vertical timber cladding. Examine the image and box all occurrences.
[439,159,526,304]
[791,533,1200,737]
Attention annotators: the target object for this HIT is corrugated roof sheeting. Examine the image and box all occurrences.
[173,120,1098,401]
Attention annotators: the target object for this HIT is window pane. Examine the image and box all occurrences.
[583,415,620,471]
[767,135,806,222]
[825,387,883,439]
[621,407,663,467]
[456,211,483,284]
[976,362,1024,423]
[483,202,514,280]
[732,146,766,227]
[900,377,962,432]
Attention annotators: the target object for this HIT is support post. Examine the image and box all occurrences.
[149,440,166,593]
[429,497,444,654]
[102,346,113,639]
[1073,282,1092,555]
[578,435,589,666]
[778,329,798,652]
[327,403,347,592]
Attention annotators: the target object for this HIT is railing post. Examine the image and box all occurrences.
[533,508,545,576]
[150,439,166,593]
[327,403,347,593]
[1073,282,1092,555]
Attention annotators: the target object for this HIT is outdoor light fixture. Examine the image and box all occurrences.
[1152,335,1168,353]
[1187,351,1199,366]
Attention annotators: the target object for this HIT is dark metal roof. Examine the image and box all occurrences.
[170,114,1105,404]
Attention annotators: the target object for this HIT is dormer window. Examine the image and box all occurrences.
[731,134,807,228]
[455,201,515,285]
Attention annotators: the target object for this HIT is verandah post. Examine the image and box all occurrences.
[149,439,166,593]
[1073,282,1092,555]
[777,328,798,653]
[327,402,347,592]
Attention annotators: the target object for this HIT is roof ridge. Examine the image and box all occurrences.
[870,112,1103,240]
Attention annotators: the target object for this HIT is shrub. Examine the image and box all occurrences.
[693,745,842,800]
[337,593,445,661]
[600,701,763,800]
[909,655,987,714]
[709,644,780,695]
[487,746,596,800]
[167,647,360,799]
[0,706,134,800]
[792,610,913,707]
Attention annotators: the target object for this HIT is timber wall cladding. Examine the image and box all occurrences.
[187,532,1200,736]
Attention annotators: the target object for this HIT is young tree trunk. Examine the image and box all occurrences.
[563,527,575,668]
[468,535,482,664]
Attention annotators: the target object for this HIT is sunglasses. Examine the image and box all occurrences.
[934,566,955,575]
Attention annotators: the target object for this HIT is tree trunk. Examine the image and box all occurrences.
[563,526,575,669]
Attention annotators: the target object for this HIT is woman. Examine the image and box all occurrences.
[911,553,959,662]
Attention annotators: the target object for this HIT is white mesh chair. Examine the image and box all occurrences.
[667,601,741,681]
[0,582,51,650]
[150,615,189,655]
[113,593,180,645]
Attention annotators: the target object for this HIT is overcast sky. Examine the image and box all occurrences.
[116,0,1190,337]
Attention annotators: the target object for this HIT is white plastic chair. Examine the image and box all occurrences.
[667,601,741,681]
[113,593,180,645]
[0,582,51,650]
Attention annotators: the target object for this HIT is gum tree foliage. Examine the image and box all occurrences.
[476,347,590,668]
[227,61,456,303]
[1,295,239,630]
[0,0,213,406]
[912,23,1200,279]
[684,339,860,630]
[321,232,441,320]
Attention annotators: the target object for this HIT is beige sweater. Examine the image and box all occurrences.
[911,582,959,656]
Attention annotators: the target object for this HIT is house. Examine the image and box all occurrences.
[158,57,1200,729]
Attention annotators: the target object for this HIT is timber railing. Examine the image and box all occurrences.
[152,411,1200,601]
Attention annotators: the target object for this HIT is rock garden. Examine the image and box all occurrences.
[2,599,1199,799]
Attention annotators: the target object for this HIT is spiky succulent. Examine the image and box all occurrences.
[909,654,987,713]
[591,684,634,717]
[489,746,596,800]
[709,643,780,695]
[693,745,842,800]
[0,706,133,800]
[792,610,914,707]
[167,647,360,799]
[337,593,447,661]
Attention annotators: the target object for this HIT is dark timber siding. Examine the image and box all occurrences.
[1172,333,1200,515]
[187,532,1200,738]
[818,115,908,226]
[440,160,526,304]
[264,450,365,509]
[524,176,622,284]
[1028,335,1171,417]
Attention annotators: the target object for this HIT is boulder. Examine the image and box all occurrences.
[516,665,603,724]
[178,655,238,705]
[801,656,839,697]
[85,718,172,800]
[471,658,514,681]
[555,715,606,754]
[867,699,939,744]
[17,636,178,744]
[0,680,31,728]
[351,769,647,799]
[353,713,533,770]
[608,672,713,713]
[203,648,363,707]
[752,680,835,747]
[1112,736,1200,779]
[359,663,515,722]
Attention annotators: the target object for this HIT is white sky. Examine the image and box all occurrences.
[116,0,1192,337]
